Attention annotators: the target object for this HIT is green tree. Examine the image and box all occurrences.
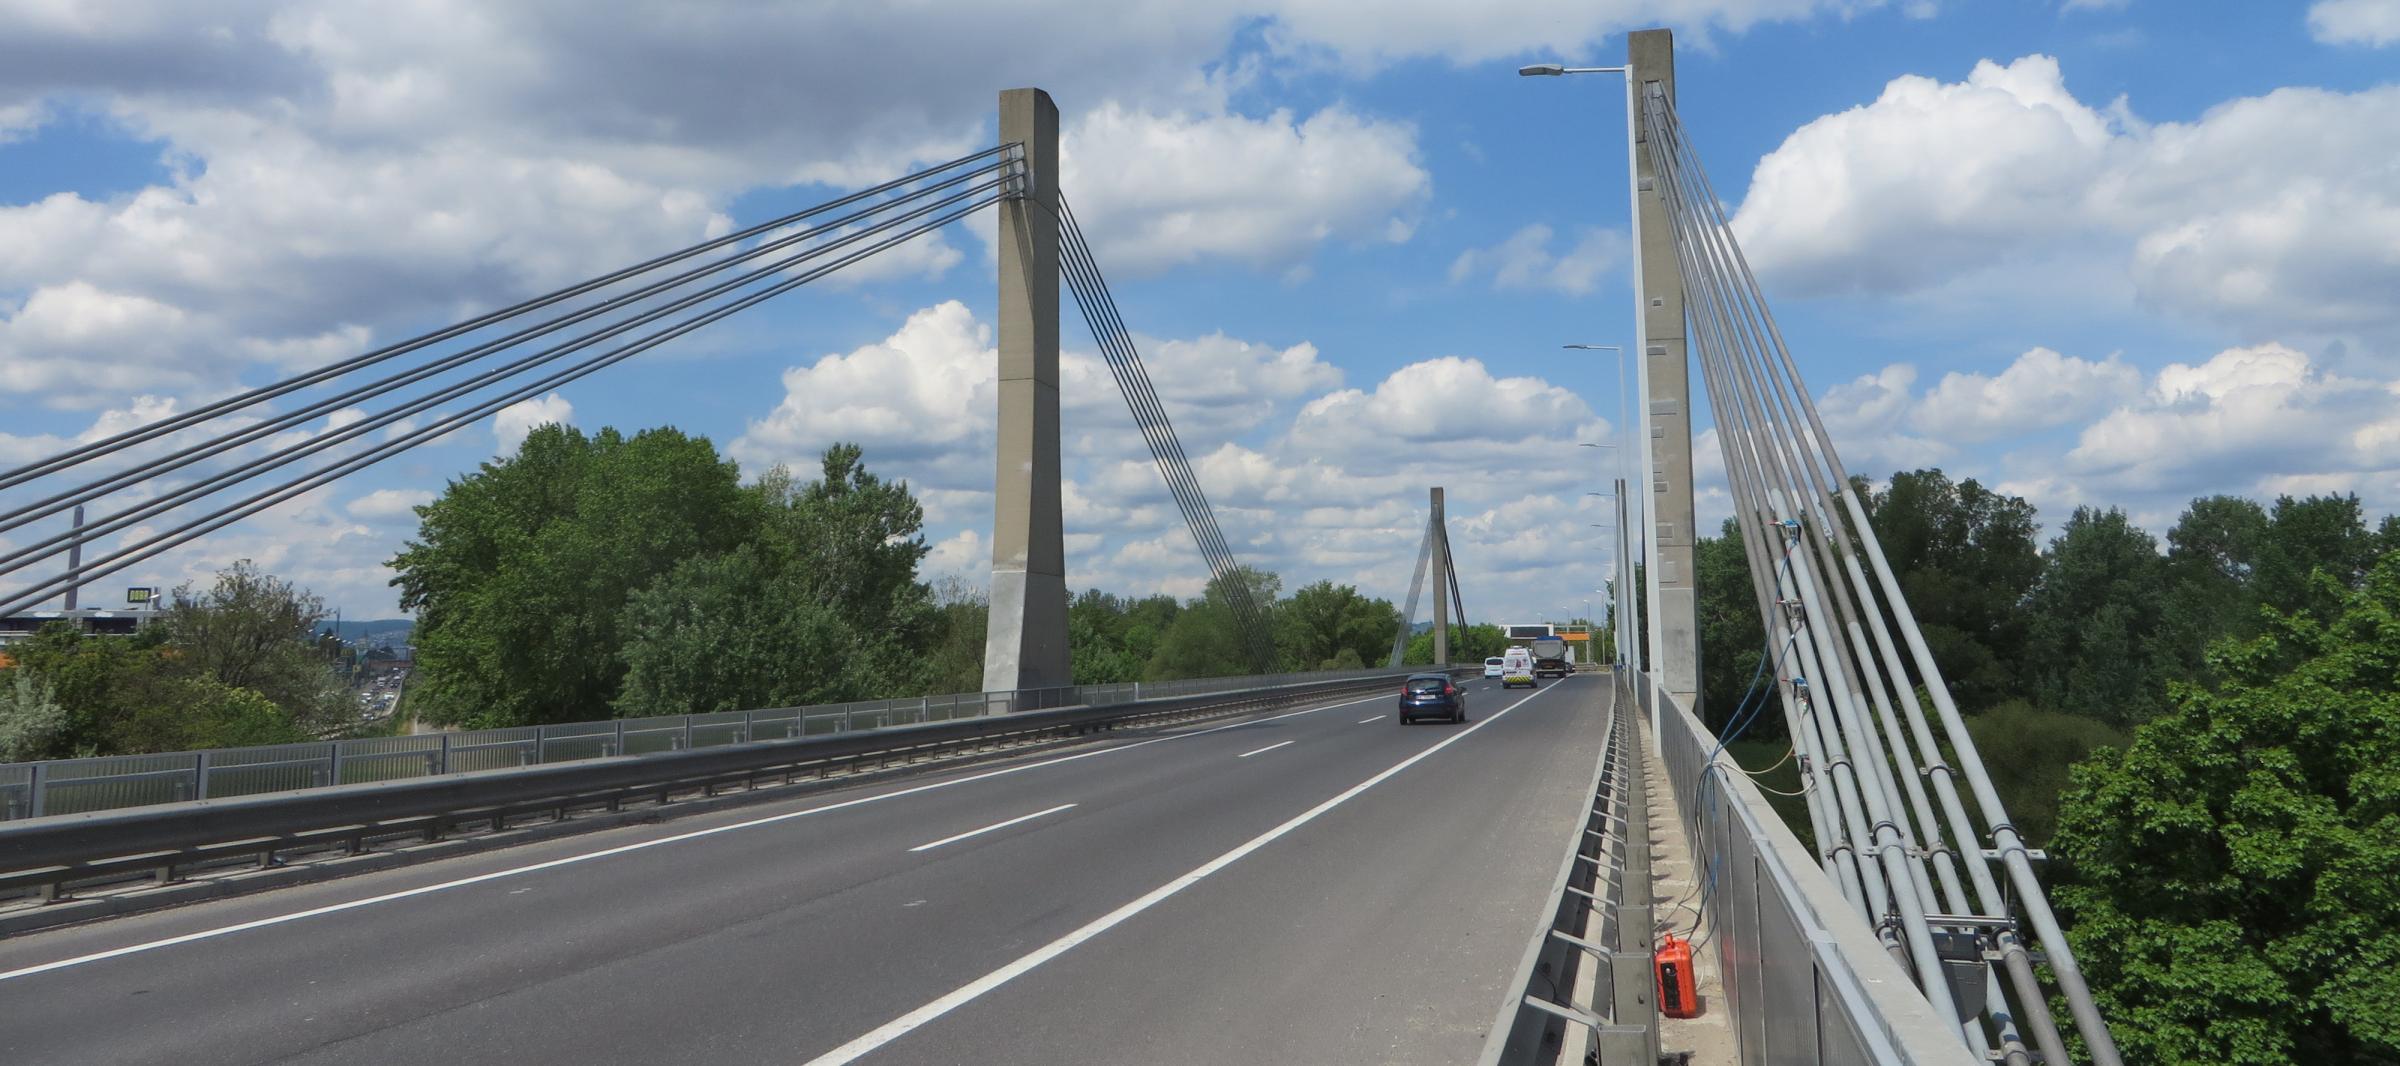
[1957,701,2126,845]
[1278,580,1400,670]
[923,578,991,694]
[0,667,69,761]
[1402,622,1509,665]
[754,444,935,663]
[1695,519,1771,732]
[1859,469,2042,709]
[2254,493,2382,621]
[166,560,349,735]
[2155,495,2271,687]
[392,425,755,727]
[2052,554,2400,1064]
[613,546,858,716]
[1,624,306,755]
[2025,507,2170,727]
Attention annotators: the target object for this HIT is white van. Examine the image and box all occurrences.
[1500,647,1537,688]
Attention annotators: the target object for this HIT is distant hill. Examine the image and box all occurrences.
[321,619,414,643]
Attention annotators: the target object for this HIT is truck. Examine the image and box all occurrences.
[1530,636,1571,680]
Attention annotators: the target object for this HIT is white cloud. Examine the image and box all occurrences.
[493,391,573,453]
[1448,224,1626,296]
[346,488,434,521]
[731,301,996,489]
[1287,356,1605,471]
[1732,55,2400,343]
[1060,101,1430,275]
[2309,0,2400,45]
[1909,347,2142,441]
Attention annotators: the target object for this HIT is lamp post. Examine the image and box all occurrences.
[1528,58,1660,697]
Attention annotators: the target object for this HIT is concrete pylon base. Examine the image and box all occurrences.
[983,567,1070,692]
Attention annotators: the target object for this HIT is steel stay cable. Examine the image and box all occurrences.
[1055,206,1268,652]
[0,159,1017,541]
[1649,93,2074,1062]
[1656,107,2080,1066]
[0,144,1016,493]
[1650,95,1959,923]
[1050,196,1276,668]
[1654,119,2042,1063]
[1646,95,1885,923]
[0,196,1002,618]
[1650,119,2037,1066]
[1644,90,1967,1030]
[0,176,1016,582]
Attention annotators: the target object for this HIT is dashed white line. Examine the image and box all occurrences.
[1235,740,1295,759]
[0,688,1393,984]
[908,804,1077,853]
[1357,715,1384,724]
[800,681,1561,1065]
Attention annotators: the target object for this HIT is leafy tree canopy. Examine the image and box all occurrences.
[2052,554,2400,1064]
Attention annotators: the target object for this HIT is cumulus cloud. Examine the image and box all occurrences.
[493,391,573,453]
[1909,347,2142,441]
[2309,0,2400,45]
[1804,342,2400,535]
[1060,102,1430,275]
[346,488,434,521]
[1287,356,1606,471]
[1448,224,1626,296]
[1732,55,2400,343]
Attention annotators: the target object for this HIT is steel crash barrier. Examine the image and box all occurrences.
[0,666,1412,822]
[0,667,1458,907]
[1480,672,1659,1066]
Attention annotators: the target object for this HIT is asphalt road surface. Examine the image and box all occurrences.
[0,673,1613,1065]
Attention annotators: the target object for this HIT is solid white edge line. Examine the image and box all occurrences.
[0,689,1392,984]
[800,679,1564,1065]
[907,804,1077,853]
[1233,740,1295,759]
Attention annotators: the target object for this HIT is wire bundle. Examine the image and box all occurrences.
[1638,85,2122,1065]
[1051,195,1279,673]
[0,147,1021,619]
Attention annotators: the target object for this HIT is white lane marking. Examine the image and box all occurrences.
[1234,740,1294,759]
[1356,716,1384,724]
[908,804,1077,853]
[801,681,1560,1065]
[0,689,1392,984]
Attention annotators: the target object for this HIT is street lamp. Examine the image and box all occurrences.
[1531,59,1652,687]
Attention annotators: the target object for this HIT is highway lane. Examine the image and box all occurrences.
[0,673,1610,1065]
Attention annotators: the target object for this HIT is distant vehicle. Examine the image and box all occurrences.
[1530,637,1571,680]
[1483,656,1505,679]
[1500,647,1536,688]
[1398,672,1467,724]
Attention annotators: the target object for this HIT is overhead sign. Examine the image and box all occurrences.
[125,587,155,605]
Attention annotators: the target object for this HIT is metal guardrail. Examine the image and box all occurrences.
[0,667,1405,822]
[1481,671,1658,1065]
[0,667,1444,903]
[1638,670,1975,1066]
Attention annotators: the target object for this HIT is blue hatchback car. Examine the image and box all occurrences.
[1398,672,1466,725]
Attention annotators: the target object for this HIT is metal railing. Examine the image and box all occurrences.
[0,666,1406,822]
[1482,668,1657,1064]
[1638,671,1975,1065]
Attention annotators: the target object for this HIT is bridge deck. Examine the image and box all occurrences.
[0,675,1611,1065]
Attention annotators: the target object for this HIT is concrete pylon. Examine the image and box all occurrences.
[983,88,1071,693]
[1431,487,1449,667]
[1630,29,1701,713]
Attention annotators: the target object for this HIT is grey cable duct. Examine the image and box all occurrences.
[0,157,1017,539]
[0,175,1017,583]
[1645,99,2041,1065]
[0,145,1018,492]
[0,195,1002,618]
[0,174,1018,578]
[1643,88,2110,1063]
[1050,194,1278,673]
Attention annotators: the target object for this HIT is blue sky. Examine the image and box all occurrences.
[1,0,2395,622]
